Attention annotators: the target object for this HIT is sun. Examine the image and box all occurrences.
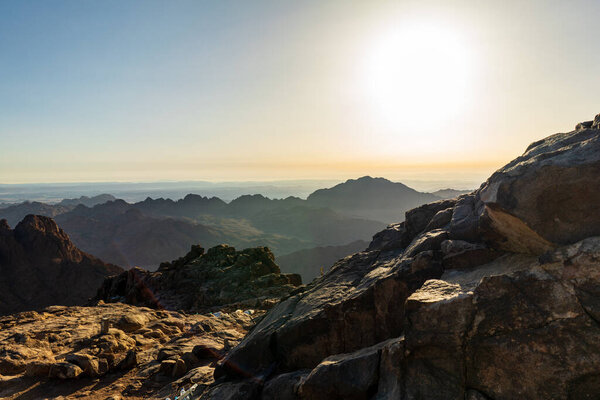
[363,21,474,131]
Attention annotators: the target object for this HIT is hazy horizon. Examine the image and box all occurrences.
[2,0,600,183]
[0,175,479,204]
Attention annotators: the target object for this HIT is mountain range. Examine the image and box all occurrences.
[0,177,461,272]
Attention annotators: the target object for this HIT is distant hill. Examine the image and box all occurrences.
[0,201,70,227]
[0,215,123,315]
[54,200,308,269]
[0,195,117,226]
[57,193,116,207]
[431,188,471,199]
[307,176,440,223]
[276,240,369,283]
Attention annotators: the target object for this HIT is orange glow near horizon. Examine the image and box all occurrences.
[2,2,599,185]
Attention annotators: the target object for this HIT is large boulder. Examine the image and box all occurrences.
[478,125,600,250]
[297,339,393,400]
[400,237,600,399]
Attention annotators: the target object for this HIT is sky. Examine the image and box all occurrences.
[1,0,599,186]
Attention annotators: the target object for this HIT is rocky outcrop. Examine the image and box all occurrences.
[0,302,259,399]
[0,215,123,315]
[95,244,303,312]
[209,114,600,399]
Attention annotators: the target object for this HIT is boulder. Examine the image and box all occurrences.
[395,238,600,399]
[113,312,148,333]
[172,358,187,378]
[367,222,408,251]
[65,353,103,377]
[158,359,177,376]
[478,125,600,250]
[297,340,392,400]
[261,370,308,400]
[48,362,83,379]
[24,361,53,377]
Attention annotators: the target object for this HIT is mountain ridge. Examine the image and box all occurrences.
[0,178,452,271]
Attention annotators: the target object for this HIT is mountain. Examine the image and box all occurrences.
[0,195,116,227]
[133,193,228,218]
[246,205,382,246]
[211,113,600,399]
[0,201,70,227]
[307,176,440,222]
[53,200,307,269]
[276,240,369,283]
[0,215,123,315]
[0,179,447,273]
[431,188,471,199]
[57,193,116,207]
[44,195,385,270]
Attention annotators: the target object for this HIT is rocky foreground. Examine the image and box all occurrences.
[208,115,600,399]
[0,302,261,399]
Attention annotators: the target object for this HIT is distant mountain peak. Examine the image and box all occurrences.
[353,175,390,182]
[57,194,117,208]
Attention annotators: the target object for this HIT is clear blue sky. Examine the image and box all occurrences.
[1,0,600,183]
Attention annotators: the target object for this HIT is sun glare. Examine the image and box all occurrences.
[363,21,474,131]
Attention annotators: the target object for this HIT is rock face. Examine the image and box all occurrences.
[0,302,259,399]
[479,126,600,248]
[210,114,600,399]
[0,215,123,315]
[96,244,303,312]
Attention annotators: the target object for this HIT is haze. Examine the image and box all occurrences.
[1,0,599,184]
